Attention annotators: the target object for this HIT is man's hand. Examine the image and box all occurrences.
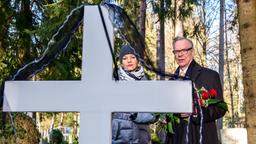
[180,113,191,118]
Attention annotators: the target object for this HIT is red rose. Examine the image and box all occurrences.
[209,89,217,98]
[199,99,203,107]
[202,91,209,100]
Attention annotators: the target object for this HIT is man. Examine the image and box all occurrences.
[169,37,226,144]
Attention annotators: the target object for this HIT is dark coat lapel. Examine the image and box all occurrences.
[174,60,202,83]
[186,60,202,84]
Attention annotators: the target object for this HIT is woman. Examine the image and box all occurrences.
[112,44,157,144]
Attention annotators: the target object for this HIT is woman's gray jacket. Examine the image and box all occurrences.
[112,112,156,144]
[112,67,157,144]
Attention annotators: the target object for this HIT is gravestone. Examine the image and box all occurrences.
[3,5,192,143]
[221,128,248,144]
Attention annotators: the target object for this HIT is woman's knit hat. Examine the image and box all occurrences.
[119,44,139,63]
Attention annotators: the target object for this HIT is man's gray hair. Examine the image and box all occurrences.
[172,37,194,49]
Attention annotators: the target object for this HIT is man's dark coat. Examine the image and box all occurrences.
[168,60,226,144]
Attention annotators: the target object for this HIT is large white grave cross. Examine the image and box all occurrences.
[3,6,192,143]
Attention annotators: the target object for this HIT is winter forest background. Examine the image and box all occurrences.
[0,0,255,143]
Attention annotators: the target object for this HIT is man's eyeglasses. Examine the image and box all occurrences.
[172,47,193,55]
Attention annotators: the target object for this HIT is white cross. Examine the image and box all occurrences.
[3,6,192,144]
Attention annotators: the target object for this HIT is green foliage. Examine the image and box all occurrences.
[1,1,84,142]
[151,0,173,21]
[34,1,83,80]
[72,134,79,144]
[115,0,140,27]
[151,113,181,144]
[0,113,40,144]
[211,100,228,112]
[50,129,64,144]
[155,113,180,134]
[178,0,195,19]
[0,1,241,143]
[151,132,163,144]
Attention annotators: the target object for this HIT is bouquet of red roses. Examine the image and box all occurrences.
[155,87,228,136]
[196,87,228,111]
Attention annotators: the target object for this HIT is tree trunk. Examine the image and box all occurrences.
[225,10,235,128]
[157,0,165,80]
[59,112,64,133]
[50,113,55,131]
[139,0,146,41]
[73,113,79,138]
[18,0,33,64]
[139,0,146,58]
[194,0,207,67]
[238,0,256,143]
[36,113,41,135]
[174,0,184,37]
[217,0,225,130]
[0,1,11,52]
